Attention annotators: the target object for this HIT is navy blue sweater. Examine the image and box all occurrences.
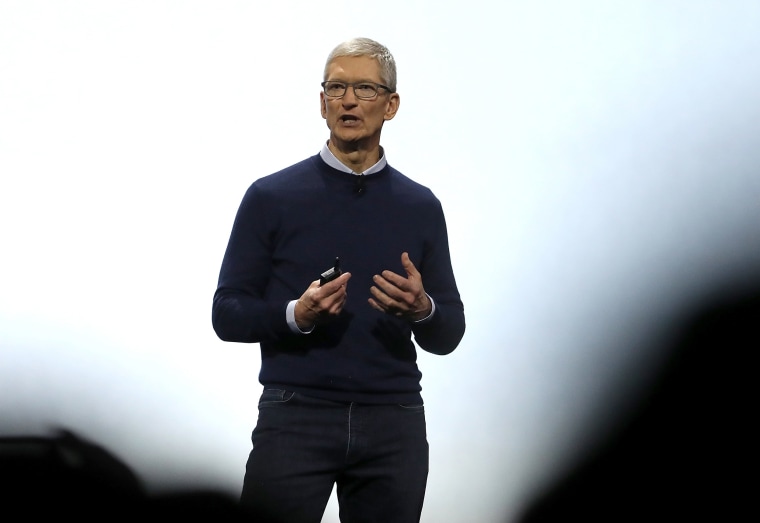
[212,154,465,404]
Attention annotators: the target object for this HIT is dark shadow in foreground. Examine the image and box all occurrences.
[518,283,758,522]
[0,429,248,520]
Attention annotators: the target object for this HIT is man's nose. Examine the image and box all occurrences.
[341,86,359,105]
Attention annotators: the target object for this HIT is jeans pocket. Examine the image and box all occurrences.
[397,402,425,411]
[258,388,296,407]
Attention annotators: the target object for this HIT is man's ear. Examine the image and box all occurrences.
[384,92,400,121]
[320,92,327,119]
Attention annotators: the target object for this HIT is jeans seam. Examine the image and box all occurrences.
[346,402,354,459]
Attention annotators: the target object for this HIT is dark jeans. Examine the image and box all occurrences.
[239,389,429,523]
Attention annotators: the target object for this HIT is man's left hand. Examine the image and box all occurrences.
[369,252,432,322]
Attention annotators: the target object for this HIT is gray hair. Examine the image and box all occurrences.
[324,37,397,93]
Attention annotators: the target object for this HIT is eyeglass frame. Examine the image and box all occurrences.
[320,80,394,100]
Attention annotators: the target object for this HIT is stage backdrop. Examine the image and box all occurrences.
[2,2,759,521]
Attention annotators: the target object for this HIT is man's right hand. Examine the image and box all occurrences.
[294,272,351,331]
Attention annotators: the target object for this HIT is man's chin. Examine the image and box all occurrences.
[334,129,364,141]
[331,134,367,150]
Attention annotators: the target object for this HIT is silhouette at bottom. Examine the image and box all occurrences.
[518,284,758,521]
[0,429,247,520]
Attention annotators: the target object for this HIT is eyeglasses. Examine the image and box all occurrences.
[321,81,392,100]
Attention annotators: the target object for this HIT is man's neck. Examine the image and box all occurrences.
[327,139,381,174]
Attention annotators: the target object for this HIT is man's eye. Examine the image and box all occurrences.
[327,82,346,92]
[355,84,376,94]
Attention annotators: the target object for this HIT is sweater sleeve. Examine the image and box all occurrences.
[212,183,293,343]
[410,199,466,355]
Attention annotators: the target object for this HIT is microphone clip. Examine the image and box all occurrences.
[354,174,365,195]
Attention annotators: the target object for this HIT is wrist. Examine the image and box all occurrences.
[411,294,434,323]
[295,299,316,331]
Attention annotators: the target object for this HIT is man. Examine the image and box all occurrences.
[212,37,465,523]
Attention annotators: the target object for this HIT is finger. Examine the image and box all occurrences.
[317,296,343,319]
[319,272,352,294]
[374,275,420,311]
[378,270,411,292]
[401,252,420,279]
[328,295,346,315]
[371,276,407,304]
[370,284,410,314]
[367,297,384,313]
[369,284,393,307]
[368,296,404,317]
[323,284,348,310]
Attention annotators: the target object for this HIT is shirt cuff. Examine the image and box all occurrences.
[413,294,436,323]
[286,300,315,334]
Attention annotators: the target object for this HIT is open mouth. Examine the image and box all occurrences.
[340,115,360,123]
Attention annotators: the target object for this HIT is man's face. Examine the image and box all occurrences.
[321,56,399,149]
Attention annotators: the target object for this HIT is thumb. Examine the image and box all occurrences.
[401,252,419,278]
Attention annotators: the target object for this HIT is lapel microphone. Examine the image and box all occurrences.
[354,174,366,195]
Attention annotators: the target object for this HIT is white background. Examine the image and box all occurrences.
[2,1,759,521]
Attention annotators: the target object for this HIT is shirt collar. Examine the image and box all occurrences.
[320,141,387,175]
